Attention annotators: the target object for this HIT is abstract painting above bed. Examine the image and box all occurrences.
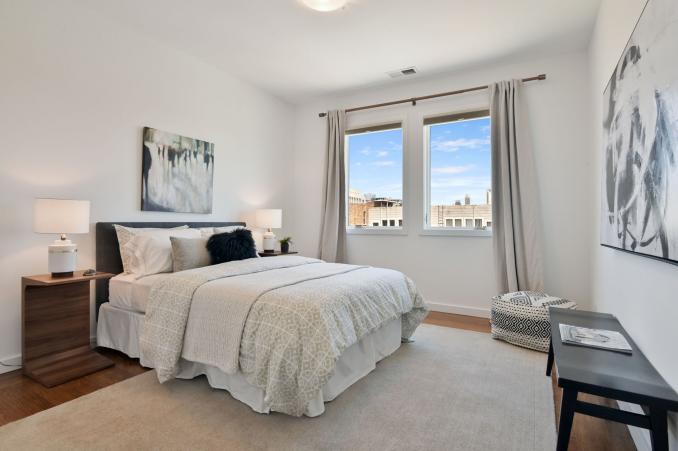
[601,0,678,265]
[141,127,214,213]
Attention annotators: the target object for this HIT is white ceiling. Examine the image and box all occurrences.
[83,0,601,103]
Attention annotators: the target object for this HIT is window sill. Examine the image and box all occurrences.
[346,227,408,236]
[419,228,492,237]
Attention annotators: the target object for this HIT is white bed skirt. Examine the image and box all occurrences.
[97,302,402,417]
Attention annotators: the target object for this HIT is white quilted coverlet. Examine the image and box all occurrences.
[140,256,427,416]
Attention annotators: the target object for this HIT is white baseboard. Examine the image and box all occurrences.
[617,401,651,451]
[0,353,22,375]
[427,302,490,318]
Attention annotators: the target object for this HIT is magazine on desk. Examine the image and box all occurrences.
[559,324,633,354]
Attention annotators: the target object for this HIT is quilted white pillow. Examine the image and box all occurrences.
[125,228,201,277]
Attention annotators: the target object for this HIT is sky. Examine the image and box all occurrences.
[347,128,403,200]
[347,116,491,205]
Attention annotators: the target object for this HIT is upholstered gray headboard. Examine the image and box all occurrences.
[95,221,245,317]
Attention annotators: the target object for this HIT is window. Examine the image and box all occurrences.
[424,111,491,231]
[346,123,403,229]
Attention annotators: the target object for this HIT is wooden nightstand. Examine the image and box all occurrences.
[258,251,299,257]
[22,271,115,387]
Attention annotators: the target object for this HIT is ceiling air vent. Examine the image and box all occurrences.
[387,66,418,78]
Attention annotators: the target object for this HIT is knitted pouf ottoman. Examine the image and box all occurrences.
[490,291,577,352]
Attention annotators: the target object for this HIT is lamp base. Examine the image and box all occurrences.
[48,239,77,276]
[262,230,277,253]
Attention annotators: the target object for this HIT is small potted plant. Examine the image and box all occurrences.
[279,236,293,254]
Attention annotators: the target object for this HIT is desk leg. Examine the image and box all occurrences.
[649,407,668,451]
[546,339,554,377]
[556,388,577,451]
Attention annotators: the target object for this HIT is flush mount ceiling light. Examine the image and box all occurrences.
[301,0,348,12]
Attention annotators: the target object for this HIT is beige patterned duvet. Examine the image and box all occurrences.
[139,256,427,416]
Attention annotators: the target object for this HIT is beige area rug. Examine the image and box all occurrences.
[0,325,555,451]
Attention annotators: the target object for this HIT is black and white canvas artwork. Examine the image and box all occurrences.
[141,127,214,213]
[601,0,678,264]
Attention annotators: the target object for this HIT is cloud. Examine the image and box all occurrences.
[371,160,395,167]
[431,164,474,174]
[360,148,370,156]
[431,137,490,152]
[377,150,388,157]
[386,141,402,151]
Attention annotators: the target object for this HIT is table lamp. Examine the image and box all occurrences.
[255,209,282,253]
[33,198,90,277]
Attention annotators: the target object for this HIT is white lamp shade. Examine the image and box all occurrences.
[34,199,90,234]
[255,209,282,229]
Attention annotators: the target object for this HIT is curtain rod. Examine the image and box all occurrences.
[317,74,546,118]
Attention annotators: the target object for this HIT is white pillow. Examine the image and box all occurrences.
[198,227,215,238]
[114,225,188,273]
[248,229,263,255]
[212,225,244,234]
[125,228,201,277]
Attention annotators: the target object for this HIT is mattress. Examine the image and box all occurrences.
[108,273,172,313]
[97,302,402,417]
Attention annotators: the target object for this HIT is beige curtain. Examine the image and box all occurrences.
[319,110,347,262]
[490,80,543,293]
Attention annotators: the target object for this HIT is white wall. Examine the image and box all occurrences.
[588,0,678,447]
[291,51,593,317]
[0,0,294,368]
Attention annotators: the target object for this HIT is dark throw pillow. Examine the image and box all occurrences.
[206,228,257,264]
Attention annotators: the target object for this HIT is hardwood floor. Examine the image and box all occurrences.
[551,377,637,451]
[0,312,636,451]
[424,310,492,333]
[0,348,147,427]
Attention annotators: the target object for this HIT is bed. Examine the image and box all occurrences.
[95,222,427,417]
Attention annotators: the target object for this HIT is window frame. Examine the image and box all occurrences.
[345,119,407,236]
[421,109,492,237]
